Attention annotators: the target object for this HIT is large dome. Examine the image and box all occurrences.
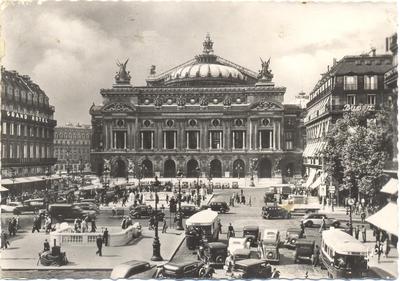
[169,63,245,81]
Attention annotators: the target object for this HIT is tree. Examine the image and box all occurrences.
[322,108,393,202]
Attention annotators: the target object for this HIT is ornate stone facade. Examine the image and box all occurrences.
[90,36,303,182]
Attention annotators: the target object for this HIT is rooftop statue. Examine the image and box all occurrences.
[115,59,131,84]
[258,57,273,81]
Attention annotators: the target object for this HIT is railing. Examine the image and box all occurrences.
[51,224,142,247]
[2,157,57,165]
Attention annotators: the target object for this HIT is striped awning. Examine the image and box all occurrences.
[366,202,398,236]
[304,169,317,188]
[381,178,398,195]
[0,186,8,192]
[310,172,325,190]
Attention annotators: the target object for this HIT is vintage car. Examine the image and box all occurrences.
[73,202,100,214]
[13,198,46,214]
[1,202,23,213]
[232,182,239,189]
[180,204,199,218]
[198,242,227,268]
[48,204,97,221]
[243,226,260,247]
[228,237,250,255]
[294,239,315,264]
[159,260,206,278]
[301,213,340,228]
[261,229,280,263]
[209,201,230,213]
[129,205,165,221]
[232,248,252,261]
[284,228,305,248]
[110,260,158,279]
[231,259,272,279]
[261,206,292,219]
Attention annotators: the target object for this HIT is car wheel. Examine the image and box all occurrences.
[333,221,340,228]
[216,255,223,263]
[305,221,313,227]
[198,267,206,277]
[291,238,296,245]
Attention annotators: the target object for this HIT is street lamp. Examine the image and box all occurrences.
[195,167,201,207]
[176,169,184,230]
[151,176,163,261]
[250,158,258,187]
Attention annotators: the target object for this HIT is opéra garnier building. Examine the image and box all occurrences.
[90,35,303,184]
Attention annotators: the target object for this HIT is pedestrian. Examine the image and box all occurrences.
[376,229,381,243]
[355,225,360,240]
[384,239,391,257]
[228,223,235,238]
[43,239,50,252]
[112,205,116,217]
[361,225,367,243]
[319,217,326,233]
[96,235,103,256]
[149,216,154,230]
[312,245,320,267]
[81,218,88,233]
[121,216,127,229]
[300,221,305,238]
[360,210,366,224]
[162,218,168,233]
[248,197,252,207]
[225,254,234,273]
[32,216,40,233]
[91,219,97,233]
[122,196,127,207]
[218,219,222,234]
[1,231,9,249]
[103,228,109,246]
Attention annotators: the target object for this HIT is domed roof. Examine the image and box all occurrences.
[169,63,245,81]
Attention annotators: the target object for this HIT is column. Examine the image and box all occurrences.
[174,131,177,149]
[269,130,272,149]
[242,131,245,149]
[233,131,236,149]
[140,132,143,149]
[134,118,138,150]
[151,132,154,149]
[105,125,109,150]
[163,131,166,149]
[278,121,281,150]
[186,132,189,149]
[113,131,116,149]
[209,131,212,149]
[219,131,222,149]
[249,119,252,150]
[124,132,127,149]
[259,131,262,149]
[273,121,276,150]
[196,131,199,149]
[255,122,258,150]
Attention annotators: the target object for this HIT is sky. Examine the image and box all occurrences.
[1,1,397,125]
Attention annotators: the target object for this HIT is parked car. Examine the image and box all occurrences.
[110,260,158,279]
[180,204,199,218]
[243,226,260,247]
[73,202,100,214]
[198,242,227,268]
[159,260,206,278]
[231,259,272,279]
[301,213,340,228]
[129,205,165,221]
[232,248,252,261]
[294,239,315,264]
[1,202,23,213]
[209,201,230,213]
[48,204,97,221]
[228,237,250,255]
[284,228,304,248]
[261,229,280,263]
[261,206,292,219]
[13,198,45,214]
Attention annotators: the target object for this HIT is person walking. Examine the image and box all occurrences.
[162,217,168,233]
[312,245,320,267]
[121,216,127,230]
[1,231,9,249]
[96,235,103,256]
[384,238,391,258]
[32,216,40,233]
[228,223,235,239]
[361,225,367,243]
[91,219,97,233]
[376,229,381,243]
[319,217,326,233]
[360,210,366,224]
[103,228,109,246]
[300,221,305,238]
[354,225,360,240]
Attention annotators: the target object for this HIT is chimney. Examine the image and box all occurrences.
[327,65,330,72]
[371,47,376,57]
[333,58,337,66]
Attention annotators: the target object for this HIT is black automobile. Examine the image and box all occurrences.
[48,204,97,221]
[129,205,165,221]
[261,206,291,219]
[198,242,228,268]
[243,226,260,247]
[231,259,272,279]
[180,204,199,218]
[13,198,46,214]
[209,201,230,213]
[159,260,206,278]
[110,260,159,279]
[294,239,315,264]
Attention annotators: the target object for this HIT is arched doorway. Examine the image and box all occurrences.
[258,158,272,178]
[187,159,199,177]
[142,159,153,178]
[164,159,176,178]
[114,159,127,178]
[283,163,295,177]
[232,159,245,178]
[210,159,222,178]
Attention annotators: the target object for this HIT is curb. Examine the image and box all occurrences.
[168,234,186,262]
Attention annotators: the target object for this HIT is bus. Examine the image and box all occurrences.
[320,228,368,278]
[185,209,220,241]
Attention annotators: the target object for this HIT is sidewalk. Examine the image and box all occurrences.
[0,227,185,270]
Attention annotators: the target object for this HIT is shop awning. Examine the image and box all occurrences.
[366,202,398,236]
[310,173,324,190]
[0,185,8,192]
[381,178,398,195]
[304,169,317,188]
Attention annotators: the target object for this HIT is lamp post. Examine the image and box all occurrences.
[151,176,163,261]
[79,157,84,185]
[250,158,258,187]
[196,167,201,207]
[176,169,184,230]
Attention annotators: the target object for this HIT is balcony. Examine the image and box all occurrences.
[2,157,57,166]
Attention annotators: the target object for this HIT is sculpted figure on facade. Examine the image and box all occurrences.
[199,95,209,107]
[258,57,274,81]
[176,95,186,107]
[115,59,131,84]
[103,159,111,172]
[223,96,232,107]
[154,95,163,108]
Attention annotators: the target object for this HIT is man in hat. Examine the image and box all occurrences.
[96,235,103,256]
